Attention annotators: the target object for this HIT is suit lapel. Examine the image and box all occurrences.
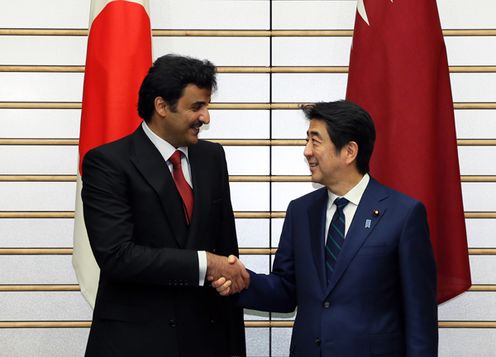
[308,188,329,292]
[129,127,188,247]
[325,179,389,296]
[185,143,207,246]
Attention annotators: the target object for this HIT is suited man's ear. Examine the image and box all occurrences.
[344,141,359,166]
[154,96,168,117]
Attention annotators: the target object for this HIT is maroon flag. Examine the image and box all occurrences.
[346,0,471,303]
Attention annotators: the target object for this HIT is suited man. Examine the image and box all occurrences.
[82,54,248,356]
[214,100,438,356]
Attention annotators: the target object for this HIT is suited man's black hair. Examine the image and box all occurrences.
[302,100,376,174]
[138,54,217,122]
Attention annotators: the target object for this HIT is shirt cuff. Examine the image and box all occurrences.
[198,250,207,286]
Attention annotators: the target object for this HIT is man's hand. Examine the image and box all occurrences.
[206,253,249,295]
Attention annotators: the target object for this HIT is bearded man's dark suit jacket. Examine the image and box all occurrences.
[239,178,438,357]
[82,126,245,357]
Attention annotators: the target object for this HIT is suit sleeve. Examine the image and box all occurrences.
[238,202,297,313]
[398,201,438,356]
[213,145,239,257]
[82,148,199,286]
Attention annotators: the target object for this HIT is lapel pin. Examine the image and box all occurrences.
[365,219,371,228]
[373,209,380,217]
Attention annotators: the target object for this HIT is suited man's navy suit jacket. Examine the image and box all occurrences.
[240,178,438,357]
[82,126,245,357]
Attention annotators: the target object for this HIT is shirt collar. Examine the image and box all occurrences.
[327,173,370,207]
[141,121,189,162]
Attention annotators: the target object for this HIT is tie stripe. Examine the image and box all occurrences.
[325,197,349,284]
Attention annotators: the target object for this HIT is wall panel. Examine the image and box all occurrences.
[0,182,76,211]
[0,37,87,65]
[230,182,270,211]
[469,256,496,284]
[438,292,496,320]
[153,37,270,66]
[224,146,270,175]
[462,183,496,211]
[272,73,348,102]
[215,74,270,103]
[458,147,496,175]
[272,182,321,211]
[0,73,83,102]
[455,110,496,139]
[465,219,496,248]
[445,37,496,65]
[272,37,352,66]
[451,73,496,102]
[439,329,496,357]
[0,255,77,284]
[0,329,89,357]
[272,109,307,139]
[0,109,81,138]
[201,110,270,139]
[1,0,495,356]
[150,0,270,30]
[0,219,74,248]
[272,1,356,29]
[0,292,92,320]
[0,0,89,28]
[0,146,77,175]
[236,219,270,248]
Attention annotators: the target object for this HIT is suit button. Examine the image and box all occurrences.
[323,301,330,309]
[315,338,321,346]
[168,319,176,328]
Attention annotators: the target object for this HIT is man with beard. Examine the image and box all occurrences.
[82,54,248,356]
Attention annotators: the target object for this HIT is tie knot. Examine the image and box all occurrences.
[334,197,349,210]
[169,150,182,167]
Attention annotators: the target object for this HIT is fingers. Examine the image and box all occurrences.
[212,277,232,296]
[212,276,228,288]
[207,253,250,296]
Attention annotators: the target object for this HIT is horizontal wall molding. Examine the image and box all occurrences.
[1,284,494,292]
[1,29,496,37]
[3,65,496,74]
[0,321,91,328]
[2,139,496,146]
[0,66,85,73]
[0,248,493,256]
[0,212,75,219]
[0,176,77,182]
[0,285,80,291]
[1,211,496,219]
[0,320,494,329]
[2,175,496,183]
[1,102,495,110]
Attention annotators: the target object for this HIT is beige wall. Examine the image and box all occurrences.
[0,0,495,355]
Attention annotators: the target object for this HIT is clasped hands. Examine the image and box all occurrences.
[206,253,249,296]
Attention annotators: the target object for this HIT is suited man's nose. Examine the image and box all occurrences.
[199,109,210,124]
[304,144,313,158]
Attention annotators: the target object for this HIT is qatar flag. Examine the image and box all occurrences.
[346,0,471,303]
[72,0,152,307]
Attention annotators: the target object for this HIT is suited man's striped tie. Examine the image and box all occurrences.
[325,197,349,284]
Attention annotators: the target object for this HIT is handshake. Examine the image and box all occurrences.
[206,252,249,296]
